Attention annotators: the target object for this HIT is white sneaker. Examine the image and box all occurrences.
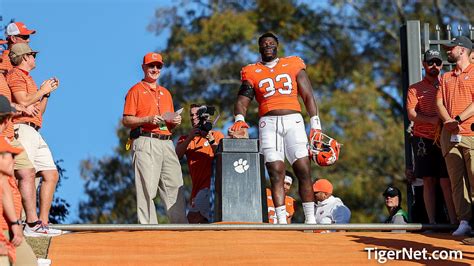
[37,258,51,266]
[24,221,62,237]
[452,221,472,236]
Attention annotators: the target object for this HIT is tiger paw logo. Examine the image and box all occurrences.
[233,158,250,174]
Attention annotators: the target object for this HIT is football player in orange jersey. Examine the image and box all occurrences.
[230,32,321,224]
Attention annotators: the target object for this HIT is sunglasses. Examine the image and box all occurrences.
[427,60,442,66]
[16,35,30,40]
[146,63,163,69]
[26,53,37,58]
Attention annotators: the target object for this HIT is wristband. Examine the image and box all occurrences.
[310,116,321,130]
[235,114,245,122]
[455,115,462,123]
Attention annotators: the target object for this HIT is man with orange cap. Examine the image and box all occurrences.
[313,179,351,225]
[123,52,187,224]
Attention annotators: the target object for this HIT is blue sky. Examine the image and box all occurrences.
[1,0,171,222]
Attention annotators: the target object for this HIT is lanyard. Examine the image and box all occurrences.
[139,81,161,115]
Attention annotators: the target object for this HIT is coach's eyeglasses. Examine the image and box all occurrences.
[427,59,442,66]
[26,53,37,59]
[146,63,163,69]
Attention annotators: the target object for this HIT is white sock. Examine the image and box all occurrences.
[303,202,316,224]
[275,205,288,224]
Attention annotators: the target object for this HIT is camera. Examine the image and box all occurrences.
[196,105,215,132]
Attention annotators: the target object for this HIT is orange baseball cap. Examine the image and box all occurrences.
[143,52,163,65]
[0,137,22,155]
[313,179,333,194]
[6,22,36,36]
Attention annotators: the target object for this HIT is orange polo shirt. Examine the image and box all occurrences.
[0,178,15,263]
[6,67,43,128]
[123,81,174,135]
[266,188,295,224]
[241,56,305,116]
[178,131,224,200]
[0,50,13,72]
[0,74,14,140]
[406,77,440,139]
[437,63,474,136]
[1,175,22,231]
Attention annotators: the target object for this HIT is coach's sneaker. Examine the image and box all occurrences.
[452,220,472,236]
[23,220,62,237]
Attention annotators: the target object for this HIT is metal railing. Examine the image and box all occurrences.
[49,223,458,232]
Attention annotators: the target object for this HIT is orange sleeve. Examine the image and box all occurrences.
[213,131,224,144]
[406,86,417,110]
[437,75,444,99]
[293,56,306,71]
[123,89,138,116]
[240,67,255,88]
[6,70,26,94]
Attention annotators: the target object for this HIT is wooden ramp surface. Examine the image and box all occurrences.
[48,231,474,265]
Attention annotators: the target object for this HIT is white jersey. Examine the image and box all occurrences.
[314,196,351,224]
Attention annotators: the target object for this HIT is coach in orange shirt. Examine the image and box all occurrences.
[407,49,456,225]
[0,22,36,73]
[266,171,295,224]
[436,36,474,236]
[175,104,224,223]
[123,52,187,224]
[230,32,319,224]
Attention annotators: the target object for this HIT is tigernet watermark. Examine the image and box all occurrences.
[365,247,462,264]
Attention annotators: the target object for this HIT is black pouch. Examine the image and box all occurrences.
[130,127,142,139]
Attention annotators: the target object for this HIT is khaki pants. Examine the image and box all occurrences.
[3,230,37,266]
[132,137,187,224]
[440,128,474,221]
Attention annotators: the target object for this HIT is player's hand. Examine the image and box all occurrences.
[230,121,249,132]
[310,128,322,142]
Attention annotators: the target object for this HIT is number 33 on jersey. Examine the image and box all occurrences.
[240,56,306,116]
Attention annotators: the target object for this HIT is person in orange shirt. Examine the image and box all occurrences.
[436,36,474,236]
[6,43,61,237]
[175,104,224,223]
[266,171,295,224]
[406,49,457,225]
[0,22,36,73]
[123,52,187,224]
[230,32,319,224]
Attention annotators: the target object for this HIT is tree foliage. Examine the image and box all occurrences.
[79,0,472,223]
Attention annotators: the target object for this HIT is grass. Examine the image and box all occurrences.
[25,236,51,259]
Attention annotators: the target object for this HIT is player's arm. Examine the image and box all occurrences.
[296,70,321,138]
[231,81,253,131]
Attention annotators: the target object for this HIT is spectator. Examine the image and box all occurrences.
[436,36,474,236]
[123,52,187,224]
[406,49,457,225]
[6,43,61,237]
[266,171,296,224]
[230,32,319,224]
[175,104,224,223]
[0,22,35,73]
[313,179,351,226]
[383,186,408,225]
[0,95,37,265]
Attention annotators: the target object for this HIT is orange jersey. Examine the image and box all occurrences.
[6,67,43,128]
[178,131,224,200]
[123,81,174,135]
[241,56,306,116]
[0,74,14,139]
[437,64,474,136]
[406,77,439,139]
[266,188,295,224]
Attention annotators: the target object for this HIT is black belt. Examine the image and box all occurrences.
[18,122,40,131]
[140,132,171,140]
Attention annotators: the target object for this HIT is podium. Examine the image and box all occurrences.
[214,139,268,222]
